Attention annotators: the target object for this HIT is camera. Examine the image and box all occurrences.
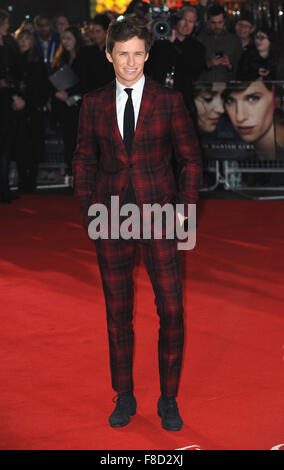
[148,1,177,40]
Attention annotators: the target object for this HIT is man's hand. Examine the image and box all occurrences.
[220,54,232,70]
[12,95,26,111]
[208,53,232,70]
[207,54,224,68]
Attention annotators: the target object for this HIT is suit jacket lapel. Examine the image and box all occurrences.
[133,76,157,149]
[101,80,128,164]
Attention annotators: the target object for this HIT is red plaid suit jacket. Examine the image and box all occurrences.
[73,76,202,230]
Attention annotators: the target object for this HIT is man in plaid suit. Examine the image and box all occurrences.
[73,17,202,431]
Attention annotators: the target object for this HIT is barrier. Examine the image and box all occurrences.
[201,159,284,195]
[37,128,67,188]
[223,160,284,191]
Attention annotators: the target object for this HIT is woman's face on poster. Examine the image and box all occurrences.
[194,82,226,133]
[224,81,273,143]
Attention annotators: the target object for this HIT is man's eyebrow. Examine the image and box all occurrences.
[117,50,145,53]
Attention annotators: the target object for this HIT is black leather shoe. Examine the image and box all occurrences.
[109,393,137,428]
[157,396,183,431]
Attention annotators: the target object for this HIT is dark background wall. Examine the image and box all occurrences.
[1,0,91,29]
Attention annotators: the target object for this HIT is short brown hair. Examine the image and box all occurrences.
[106,16,151,54]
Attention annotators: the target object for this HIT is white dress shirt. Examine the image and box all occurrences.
[115,75,145,139]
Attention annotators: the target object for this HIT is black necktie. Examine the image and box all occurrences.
[122,88,136,204]
[123,88,134,156]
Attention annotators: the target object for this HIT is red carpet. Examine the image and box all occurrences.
[0,195,283,450]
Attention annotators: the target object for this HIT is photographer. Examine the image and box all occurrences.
[145,6,206,111]
[0,9,24,203]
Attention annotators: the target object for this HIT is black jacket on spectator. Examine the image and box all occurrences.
[12,50,49,192]
[0,35,23,202]
[21,51,49,111]
[0,35,23,86]
[80,45,115,93]
[145,36,207,111]
[236,44,278,81]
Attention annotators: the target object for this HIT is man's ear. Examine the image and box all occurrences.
[106,49,113,63]
[145,52,149,62]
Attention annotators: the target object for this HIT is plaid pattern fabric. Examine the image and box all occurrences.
[95,237,184,397]
[73,76,202,396]
[73,76,202,230]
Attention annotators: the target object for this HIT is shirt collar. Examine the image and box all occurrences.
[116,74,145,97]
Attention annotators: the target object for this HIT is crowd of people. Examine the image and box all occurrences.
[1,1,284,203]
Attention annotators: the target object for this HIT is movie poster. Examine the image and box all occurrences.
[193,80,284,161]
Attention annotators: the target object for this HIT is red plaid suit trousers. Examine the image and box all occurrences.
[95,236,184,397]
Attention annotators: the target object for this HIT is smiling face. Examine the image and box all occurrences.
[194,82,226,133]
[224,81,273,143]
[106,36,148,87]
[235,20,254,42]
